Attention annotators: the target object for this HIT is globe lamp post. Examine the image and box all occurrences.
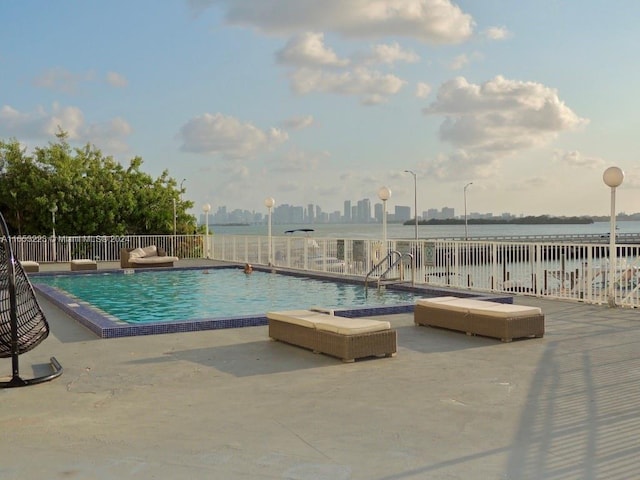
[378,186,391,247]
[264,197,275,266]
[202,203,211,258]
[464,182,473,240]
[603,166,624,307]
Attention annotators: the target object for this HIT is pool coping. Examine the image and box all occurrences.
[32,265,513,339]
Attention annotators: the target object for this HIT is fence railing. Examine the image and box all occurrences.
[8,235,204,263]
[209,234,640,308]
[6,233,640,308]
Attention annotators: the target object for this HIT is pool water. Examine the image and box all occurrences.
[34,268,419,325]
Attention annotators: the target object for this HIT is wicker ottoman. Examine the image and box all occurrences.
[19,261,40,273]
[70,259,97,271]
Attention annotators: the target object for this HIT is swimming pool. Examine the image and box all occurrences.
[33,267,443,338]
[35,267,421,323]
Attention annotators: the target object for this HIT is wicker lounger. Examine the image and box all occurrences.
[267,309,397,362]
[414,297,544,342]
[120,247,178,269]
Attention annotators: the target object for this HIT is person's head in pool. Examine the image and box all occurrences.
[244,263,253,274]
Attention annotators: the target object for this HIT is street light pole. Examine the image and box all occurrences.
[173,199,177,236]
[377,186,391,247]
[50,204,58,262]
[264,197,275,266]
[603,166,624,307]
[464,182,473,240]
[404,170,418,241]
[202,203,211,258]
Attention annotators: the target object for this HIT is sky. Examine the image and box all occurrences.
[2,0,639,219]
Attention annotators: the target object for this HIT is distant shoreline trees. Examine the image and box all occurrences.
[405,215,595,226]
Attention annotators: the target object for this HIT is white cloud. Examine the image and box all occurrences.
[289,67,406,104]
[281,115,315,130]
[106,71,128,88]
[421,150,500,181]
[178,112,289,158]
[415,82,431,98]
[277,35,413,104]
[554,150,606,169]
[266,146,329,172]
[483,26,510,41]
[362,42,420,65]
[0,103,132,152]
[83,117,133,153]
[32,67,95,95]
[33,68,129,93]
[44,104,86,139]
[424,76,588,154]
[448,54,469,70]
[448,51,483,70]
[276,32,349,67]
[192,0,474,43]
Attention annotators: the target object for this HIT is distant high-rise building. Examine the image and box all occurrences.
[395,206,411,222]
[344,200,351,222]
[291,206,304,223]
[356,198,371,223]
[442,207,455,219]
[425,208,439,220]
[374,203,383,223]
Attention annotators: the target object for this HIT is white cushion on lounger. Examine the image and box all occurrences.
[418,297,542,318]
[129,256,178,265]
[466,303,542,318]
[417,297,482,313]
[128,247,146,259]
[267,310,332,328]
[417,296,460,305]
[314,317,390,335]
[141,245,157,257]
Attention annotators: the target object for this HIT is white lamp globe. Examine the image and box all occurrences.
[378,186,391,201]
[603,166,624,188]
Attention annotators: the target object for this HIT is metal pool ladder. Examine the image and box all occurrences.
[365,250,415,293]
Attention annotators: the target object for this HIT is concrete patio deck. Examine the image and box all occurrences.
[2,261,640,479]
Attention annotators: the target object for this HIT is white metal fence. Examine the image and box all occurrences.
[6,233,640,308]
[209,234,640,308]
[8,235,204,263]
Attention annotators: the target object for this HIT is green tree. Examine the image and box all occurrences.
[0,133,195,235]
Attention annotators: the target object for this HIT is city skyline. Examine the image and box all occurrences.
[2,1,639,217]
[201,198,568,226]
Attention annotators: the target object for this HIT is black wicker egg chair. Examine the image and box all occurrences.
[0,212,62,388]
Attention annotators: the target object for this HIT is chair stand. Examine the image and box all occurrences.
[1,356,63,388]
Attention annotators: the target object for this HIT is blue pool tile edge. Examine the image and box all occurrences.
[35,281,418,339]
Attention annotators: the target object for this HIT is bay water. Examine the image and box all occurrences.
[211,221,640,240]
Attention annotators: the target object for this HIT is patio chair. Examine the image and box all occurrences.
[0,212,62,388]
